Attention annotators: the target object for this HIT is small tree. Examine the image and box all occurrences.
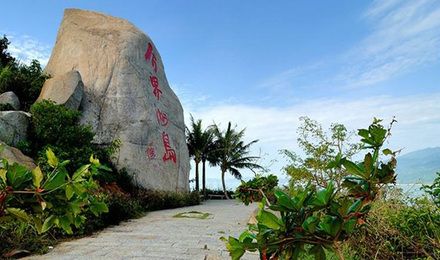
[281,116,361,189]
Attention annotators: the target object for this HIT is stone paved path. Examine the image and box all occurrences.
[27,200,259,260]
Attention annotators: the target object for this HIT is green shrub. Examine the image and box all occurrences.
[29,100,96,172]
[133,189,200,211]
[0,219,54,257]
[423,172,440,207]
[350,196,440,259]
[234,174,278,205]
[0,36,49,111]
[0,148,108,235]
[224,119,398,260]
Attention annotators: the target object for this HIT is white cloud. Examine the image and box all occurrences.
[341,0,440,88]
[1,33,51,66]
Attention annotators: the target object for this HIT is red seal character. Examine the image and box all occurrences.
[146,146,156,159]
[162,132,176,163]
[149,76,162,100]
[156,108,169,127]
[144,42,158,73]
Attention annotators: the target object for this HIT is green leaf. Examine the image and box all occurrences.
[89,154,100,165]
[72,183,86,195]
[363,153,373,178]
[238,230,256,243]
[382,148,393,156]
[65,184,74,200]
[342,159,366,178]
[302,215,319,233]
[319,215,342,237]
[46,148,59,168]
[226,237,245,260]
[347,199,362,214]
[274,190,295,210]
[6,208,30,222]
[312,182,334,207]
[72,164,90,180]
[32,166,43,188]
[90,201,109,216]
[44,170,67,190]
[59,215,73,234]
[257,209,283,230]
[41,215,56,233]
[0,169,6,183]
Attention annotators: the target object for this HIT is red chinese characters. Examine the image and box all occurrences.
[149,76,162,100]
[146,146,156,159]
[156,108,169,127]
[162,132,176,163]
[144,42,158,73]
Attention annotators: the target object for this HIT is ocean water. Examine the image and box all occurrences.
[192,178,426,198]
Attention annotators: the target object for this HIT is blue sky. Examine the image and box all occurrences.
[2,0,440,187]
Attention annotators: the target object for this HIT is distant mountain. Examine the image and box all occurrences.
[396,147,440,184]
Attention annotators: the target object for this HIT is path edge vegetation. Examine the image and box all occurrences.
[225,118,440,259]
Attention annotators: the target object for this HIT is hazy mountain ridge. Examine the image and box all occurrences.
[396,147,440,184]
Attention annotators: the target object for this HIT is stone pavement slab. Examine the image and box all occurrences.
[26,200,259,260]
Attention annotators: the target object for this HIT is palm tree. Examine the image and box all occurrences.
[200,128,215,198]
[210,122,262,199]
[186,116,203,191]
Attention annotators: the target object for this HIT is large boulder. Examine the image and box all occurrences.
[43,9,190,191]
[0,111,30,147]
[0,91,20,110]
[37,70,84,110]
[0,141,36,170]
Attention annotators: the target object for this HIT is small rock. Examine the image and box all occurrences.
[0,141,36,170]
[37,70,84,110]
[0,111,30,146]
[0,91,20,110]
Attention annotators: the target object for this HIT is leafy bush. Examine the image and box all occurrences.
[423,172,440,207]
[224,119,398,260]
[234,174,278,205]
[350,196,440,259]
[133,189,200,211]
[0,148,108,235]
[29,100,97,172]
[281,117,361,189]
[0,219,54,257]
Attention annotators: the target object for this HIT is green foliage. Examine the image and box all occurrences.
[186,116,215,196]
[0,219,54,257]
[0,62,49,112]
[29,100,97,172]
[0,36,49,111]
[422,172,440,207]
[235,174,278,205]
[350,195,440,259]
[281,116,361,189]
[0,36,15,67]
[133,189,201,211]
[224,119,398,260]
[0,148,108,235]
[210,122,263,199]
